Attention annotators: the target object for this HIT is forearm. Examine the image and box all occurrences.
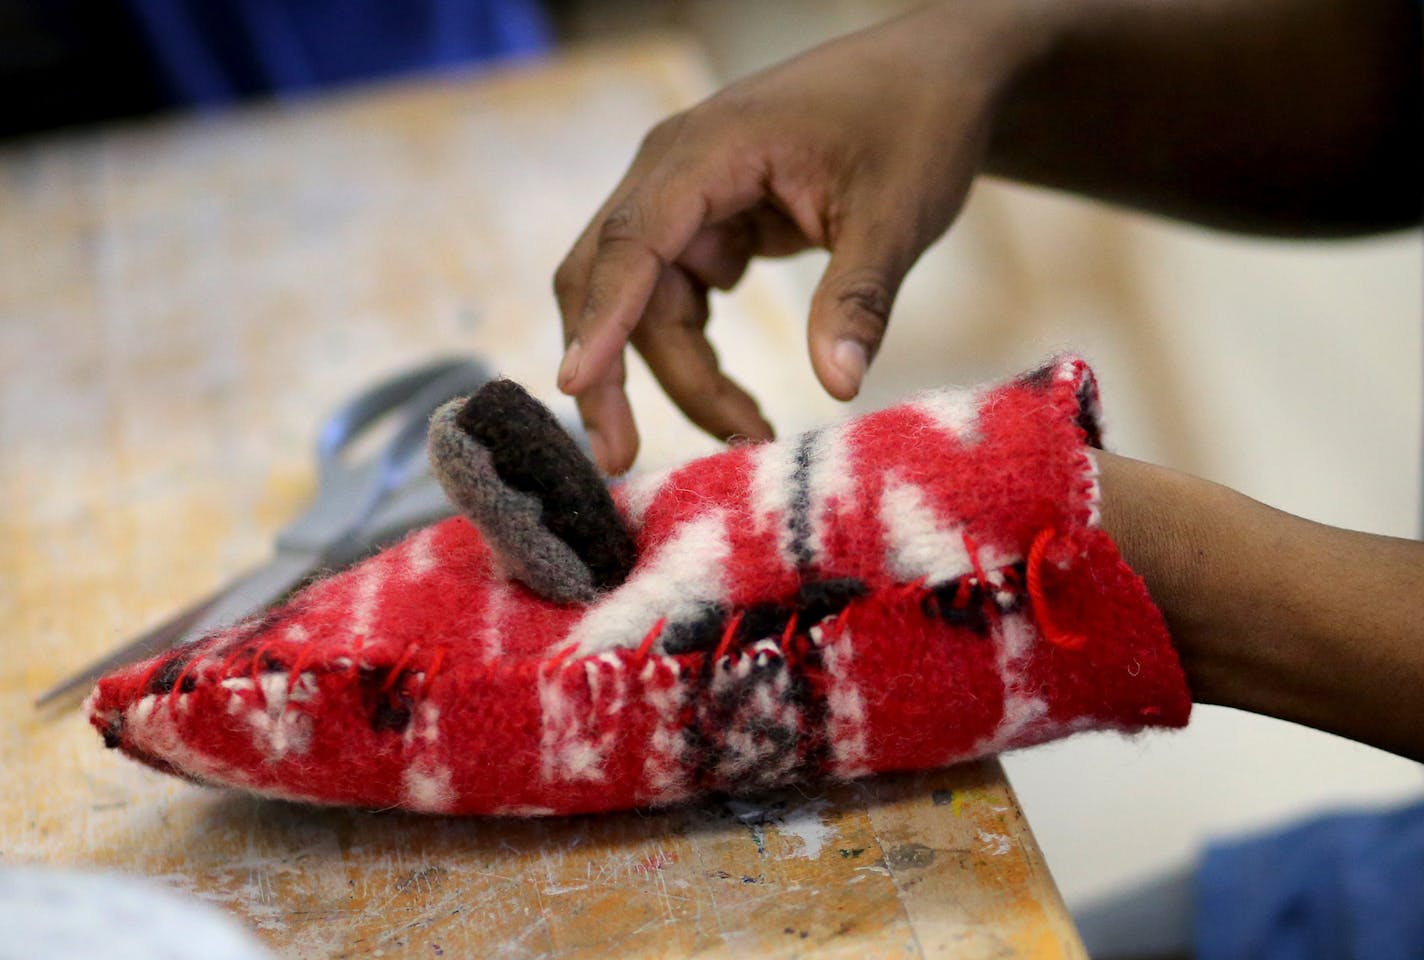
[980,0,1423,235]
[1097,451,1424,760]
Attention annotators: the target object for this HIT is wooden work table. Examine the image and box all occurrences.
[0,36,1085,959]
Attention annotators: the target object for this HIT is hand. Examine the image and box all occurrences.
[553,1,1047,474]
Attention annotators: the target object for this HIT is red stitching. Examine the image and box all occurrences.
[779,611,799,654]
[896,576,928,604]
[287,641,322,694]
[1053,357,1101,529]
[215,642,249,680]
[421,645,448,695]
[381,643,420,693]
[785,629,805,667]
[250,640,280,703]
[133,658,166,700]
[1027,527,1087,650]
[540,642,578,678]
[714,610,744,662]
[961,529,1005,640]
[165,656,202,715]
[953,577,971,607]
[634,617,667,666]
[377,545,1065,690]
[962,531,989,589]
[348,634,365,677]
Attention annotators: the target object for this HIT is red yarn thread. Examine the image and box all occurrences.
[634,617,668,665]
[896,576,929,605]
[541,642,578,678]
[381,643,420,693]
[421,646,448,695]
[215,642,250,682]
[166,656,202,715]
[714,610,744,662]
[250,640,281,702]
[961,529,1006,639]
[779,611,799,649]
[923,590,942,619]
[132,658,167,702]
[953,576,971,608]
[962,531,989,588]
[286,642,322,693]
[1027,527,1087,651]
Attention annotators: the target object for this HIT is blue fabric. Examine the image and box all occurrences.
[1195,799,1424,960]
[125,0,552,106]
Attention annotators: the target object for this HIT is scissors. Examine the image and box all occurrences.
[35,356,495,710]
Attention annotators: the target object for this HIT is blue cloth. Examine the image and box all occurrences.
[125,0,551,106]
[1195,799,1424,960]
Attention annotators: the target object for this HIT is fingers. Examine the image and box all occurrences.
[557,193,698,394]
[557,150,763,397]
[677,221,754,291]
[572,353,639,477]
[631,267,775,446]
[553,123,775,471]
[807,211,916,401]
[553,199,668,472]
[677,204,809,290]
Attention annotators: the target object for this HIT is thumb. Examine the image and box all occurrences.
[807,219,914,401]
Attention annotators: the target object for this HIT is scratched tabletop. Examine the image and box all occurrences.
[0,35,1084,959]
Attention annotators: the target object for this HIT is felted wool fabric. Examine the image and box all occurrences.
[426,378,636,604]
[86,355,1191,816]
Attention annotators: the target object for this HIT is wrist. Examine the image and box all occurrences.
[1097,450,1424,760]
[1093,452,1240,702]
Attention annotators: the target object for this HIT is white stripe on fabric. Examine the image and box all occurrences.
[750,435,801,568]
[562,509,731,658]
[915,387,985,445]
[404,527,439,578]
[878,479,975,585]
[803,423,855,568]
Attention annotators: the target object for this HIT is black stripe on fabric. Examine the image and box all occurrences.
[787,430,819,571]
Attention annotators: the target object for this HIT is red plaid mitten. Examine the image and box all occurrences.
[88,355,1190,815]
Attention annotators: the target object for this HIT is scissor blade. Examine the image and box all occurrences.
[34,552,318,713]
[34,497,447,714]
[34,358,490,715]
[321,473,455,568]
[280,361,491,556]
[173,550,321,647]
[32,592,223,709]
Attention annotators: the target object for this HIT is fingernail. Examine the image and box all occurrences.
[729,415,774,444]
[586,427,608,472]
[832,339,867,395]
[557,340,583,391]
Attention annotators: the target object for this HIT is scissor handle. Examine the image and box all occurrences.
[278,358,492,555]
[367,360,493,504]
[315,357,475,467]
